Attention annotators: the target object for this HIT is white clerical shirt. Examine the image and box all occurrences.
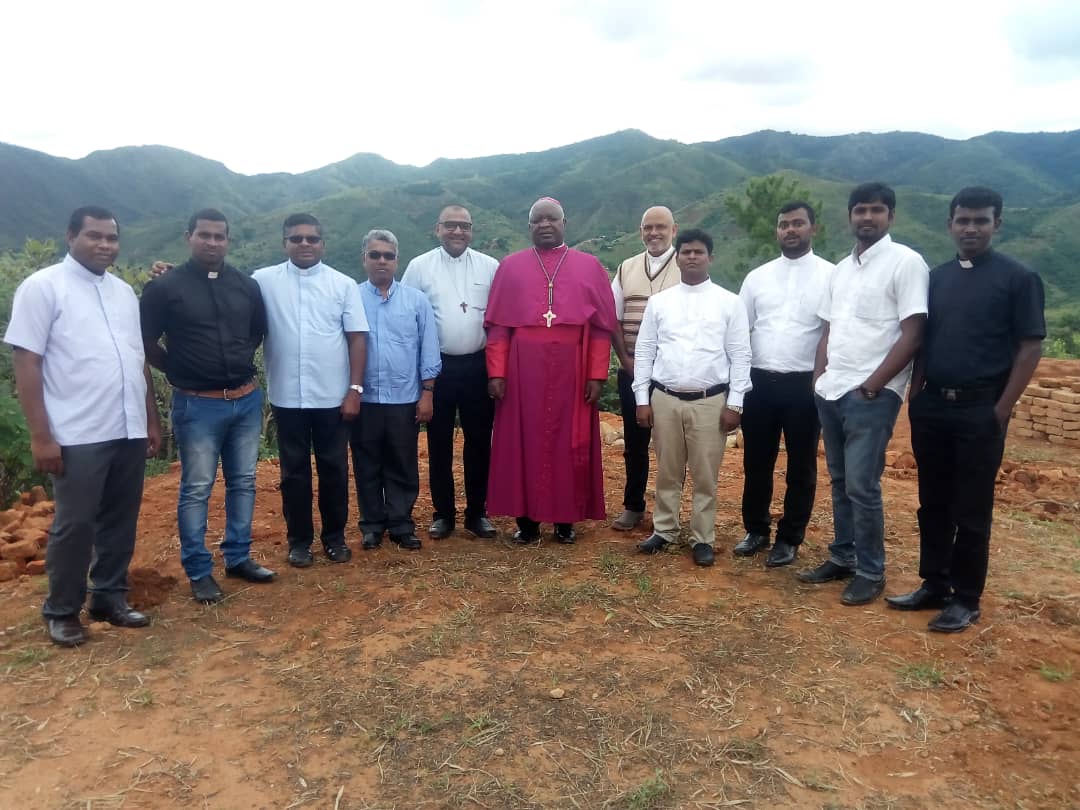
[400,246,499,356]
[632,280,753,408]
[814,234,929,401]
[611,245,677,319]
[739,251,834,373]
[3,254,147,445]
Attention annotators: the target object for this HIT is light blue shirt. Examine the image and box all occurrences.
[359,280,442,404]
[253,260,368,409]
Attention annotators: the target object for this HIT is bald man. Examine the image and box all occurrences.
[402,205,499,540]
[609,206,681,531]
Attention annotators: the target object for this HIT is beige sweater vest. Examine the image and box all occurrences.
[615,249,680,356]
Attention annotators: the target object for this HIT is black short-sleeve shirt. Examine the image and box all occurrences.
[923,249,1045,388]
[140,260,266,390]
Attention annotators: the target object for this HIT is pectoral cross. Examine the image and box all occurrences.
[543,308,557,327]
[460,301,468,313]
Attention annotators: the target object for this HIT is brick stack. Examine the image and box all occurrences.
[0,486,52,581]
[1012,377,1080,447]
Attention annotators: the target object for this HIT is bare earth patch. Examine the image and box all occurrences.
[1,359,1078,809]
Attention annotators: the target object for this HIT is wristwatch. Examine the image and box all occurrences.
[348,384,364,395]
[726,405,744,414]
[858,385,878,400]
[422,383,435,392]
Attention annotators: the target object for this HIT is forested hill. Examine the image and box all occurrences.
[2,129,1079,305]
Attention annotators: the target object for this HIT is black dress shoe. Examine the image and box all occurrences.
[840,575,885,606]
[765,541,798,568]
[928,602,980,633]
[514,517,540,545]
[324,544,352,563]
[885,585,951,611]
[733,532,769,557]
[692,543,715,567]
[796,560,855,584]
[362,532,383,550]
[429,518,455,539]
[45,616,89,647]
[224,560,277,583]
[287,546,314,568]
[554,523,576,544]
[87,603,150,628]
[637,534,669,554]
[191,575,225,604]
[464,516,497,539]
[391,533,422,550]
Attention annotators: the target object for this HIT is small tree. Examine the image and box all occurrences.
[724,175,827,274]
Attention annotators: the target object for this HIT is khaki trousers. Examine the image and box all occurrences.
[651,388,727,546]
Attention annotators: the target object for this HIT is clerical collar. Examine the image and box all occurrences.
[780,250,815,266]
[679,279,711,292]
[956,249,993,270]
[647,246,675,273]
[287,260,323,277]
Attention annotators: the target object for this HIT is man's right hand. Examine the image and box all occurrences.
[636,405,653,428]
[488,378,506,400]
[150,261,174,278]
[31,435,63,476]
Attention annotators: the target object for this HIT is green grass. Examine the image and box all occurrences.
[3,646,51,669]
[1038,662,1073,683]
[625,770,671,810]
[898,661,945,689]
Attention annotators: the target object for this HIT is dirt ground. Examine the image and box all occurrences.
[1,361,1078,810]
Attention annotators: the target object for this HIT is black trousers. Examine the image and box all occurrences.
[909,392,1006,609]
[273,406,350,549]
[44,439,146,619]
[350,403,419,536]
[740,368,820,544]
[426,351,494,522]
[617,369,651,513]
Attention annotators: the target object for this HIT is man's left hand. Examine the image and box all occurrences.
[416,392,434,424]
[341,390,361,421]
[721,408,742,433]
[993,401,1011,430]
[585,380,603,406]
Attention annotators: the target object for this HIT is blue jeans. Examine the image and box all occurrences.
[172,388,263,580]
[815,389,902,581]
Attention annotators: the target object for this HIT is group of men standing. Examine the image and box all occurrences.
[5,180,1044,647]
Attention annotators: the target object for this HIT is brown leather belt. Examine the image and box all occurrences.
[177,378,258,400]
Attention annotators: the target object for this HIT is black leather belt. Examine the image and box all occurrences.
[652,381,729,401]
[928,384,1000,402]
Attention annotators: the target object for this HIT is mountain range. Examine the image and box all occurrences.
[2,129,1078,305]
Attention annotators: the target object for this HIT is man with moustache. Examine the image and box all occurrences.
[141,209,275,604]
[484,197,618,545]
[887,187,1044,632]
[401,205,499,540]
[609,206,681,532]
[633,229,752,566]
[799,183,929,606]
[253,214,368,567]
[735,202,833,568]
[5,207,161,646]
[351,229,441,551]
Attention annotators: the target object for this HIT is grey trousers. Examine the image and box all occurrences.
[43,439,147,619]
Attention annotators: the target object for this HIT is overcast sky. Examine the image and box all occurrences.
[4,0,1079,175]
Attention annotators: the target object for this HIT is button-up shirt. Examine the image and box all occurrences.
[4,254,147,445]
[739,251,833,373]
[359,280,442,404]
[253,260,368,409]
[815,234,929,401]
[400,246,498,356]
[632,280,753,408]
[140,259,266,390]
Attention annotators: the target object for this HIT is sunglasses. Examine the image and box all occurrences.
[367,250,397,261]
[439,221,473,232]
[286,235,323,244]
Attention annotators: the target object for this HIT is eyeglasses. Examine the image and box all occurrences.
[438,221,473,232]
[366,250,397,261]
[286,235,323,244]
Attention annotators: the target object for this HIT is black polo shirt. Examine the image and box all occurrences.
[923,249,1045,389]
[140,260,266,390]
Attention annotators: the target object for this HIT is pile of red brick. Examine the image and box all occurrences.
[1012,377,1080,447]
[0,487,52,581]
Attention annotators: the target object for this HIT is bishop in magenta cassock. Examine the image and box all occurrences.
[484,198,618,544]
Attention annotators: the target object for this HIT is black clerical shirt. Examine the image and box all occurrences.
[923,249,1045,389]
[140,260,266,390]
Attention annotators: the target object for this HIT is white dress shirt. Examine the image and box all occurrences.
[400,246,498,355]
[739,251,833,372]
[611,245,677,319]
[3,254,147,445]
[815,234,929,401]
[632,280,753,408]
[253,260,368,409]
